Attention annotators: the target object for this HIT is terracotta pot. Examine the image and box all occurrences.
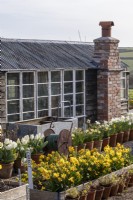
[65,197,79,200]
[86,189,96,200]
[110,184,119,196]
[129,129,133,141]
[102,185,112,199]
[125,176,131,189]
[79,195,87,200]
[85,141,94,151]
[129,174,133,184]
[117,183,125,193]
[123,130,130,143]
[116,132,124,144]
[102,137,110,151]
[109,134,117,147]
[0,162,14,179]
[77,144,86,151]
[14,158,26,173]
[93,140,103,152]
[31,153,43,164]
[95,186,104,200]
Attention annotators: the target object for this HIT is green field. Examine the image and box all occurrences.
[119,48,133,72]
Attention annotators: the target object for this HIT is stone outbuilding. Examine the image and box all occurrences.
[0,21,129,128]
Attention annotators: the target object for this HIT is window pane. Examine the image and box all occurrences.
[38,84,48,96]
[121,89,125,99]
[64,106,73,117]
[64,71,73,81]
[8,114,20,122]
[64,94,73,105]
[51,83,60,95]
[64,82,73,93]
[23,85,34,98]
[76,94,84,104]
[121,79,125,88]
[8,100,19,114]
[76,82,84,93]
[51,108,60,116]
[23,112,34,120]
[38,97,48,110]
[76,105,84,116]
[76,70,84,80]
[38,110,48,118]
[23,72,34,84]
[38,72,48,83]
[51,71,60,82]
[7,86,19,100]
[23,99,34,112]
[7,73,19,85]
[51,96,60,108]
[78,118,85,128]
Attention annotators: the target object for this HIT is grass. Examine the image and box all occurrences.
[129,89,133,108]
[120,52,133,57]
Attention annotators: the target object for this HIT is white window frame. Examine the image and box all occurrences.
[6,69,86,127]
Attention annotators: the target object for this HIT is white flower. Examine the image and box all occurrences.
[4,138,11,145]
[30,134,34,140]
[20,146,24,151]
[12,141,17,149]
[21,138,28,145]
[5,143,13,150]
[0,125,2,134]
[17,138,21,144]
[0,142,3,148]
[35,134,39,140]
[23,135,30,141]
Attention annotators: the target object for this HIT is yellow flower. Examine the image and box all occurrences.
[0,165,2,170]
[53,173,59,178]
[68,146,75,153]
[68,177,74,183]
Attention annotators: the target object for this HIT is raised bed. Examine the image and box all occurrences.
[29,164,133,200]
[0,180,28,200]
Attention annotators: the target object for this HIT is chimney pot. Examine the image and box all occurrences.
[99,21,114,37]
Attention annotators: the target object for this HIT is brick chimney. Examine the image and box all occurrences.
[93,21,122,121]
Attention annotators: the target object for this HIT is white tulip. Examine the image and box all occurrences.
[17,138,21,144]
[30,134,34,140]
[0,142,3,148]
[21,138,28,145]
[35,134,39,140]
[23,135,30,141]
[5,143,13,150]
[4,138,10,145]
[12,141,17,149]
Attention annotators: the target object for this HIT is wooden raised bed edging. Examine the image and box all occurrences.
[29,164,133,200]
[0,183,28,200]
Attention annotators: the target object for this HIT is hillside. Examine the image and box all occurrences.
[119,47,133,88]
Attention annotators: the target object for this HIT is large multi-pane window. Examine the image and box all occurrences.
[121,71,127,99]
[6,70,86,127]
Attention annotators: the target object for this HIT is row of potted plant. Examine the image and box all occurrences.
[65,167,133,200]
[21,143,133,193]
[72,114,133,152]
[0,133,48,179]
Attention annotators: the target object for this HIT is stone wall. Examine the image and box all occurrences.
[0,72,6,126]
[86,69,97,122]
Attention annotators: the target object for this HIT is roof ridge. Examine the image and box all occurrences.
[0,37,94,45]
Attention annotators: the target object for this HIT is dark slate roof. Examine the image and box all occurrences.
[0,38,96,71]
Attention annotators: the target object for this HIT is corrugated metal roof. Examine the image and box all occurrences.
[0,38,96,71]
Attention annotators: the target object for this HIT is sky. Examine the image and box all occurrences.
[0,0,133,47]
